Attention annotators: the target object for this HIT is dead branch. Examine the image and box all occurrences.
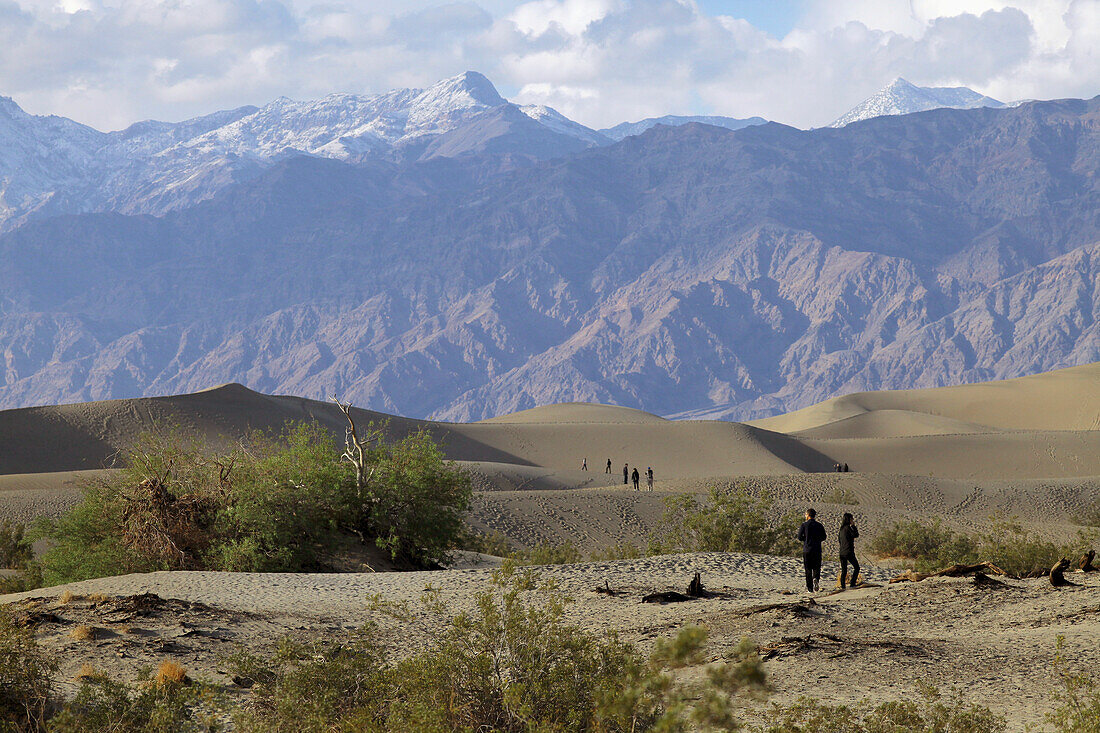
[889,561,1008,584]
[734,599,818,618]
[333,396,377,499]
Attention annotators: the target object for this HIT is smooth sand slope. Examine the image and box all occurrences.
[2,364,1100,536]
[751,361,1100,433]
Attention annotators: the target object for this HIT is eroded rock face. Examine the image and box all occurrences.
[2,97,1100,419]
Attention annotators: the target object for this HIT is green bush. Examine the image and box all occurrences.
[650,488,801,556]
[233,567,769,732]
[1046,637,1100,733]
[37,421,472,585]
[46,671,219,733]
[0,520,33,569]
[870,519,980,572]
[755,685,1005,732]
[870,518,1092,577]
[0,607,56,732]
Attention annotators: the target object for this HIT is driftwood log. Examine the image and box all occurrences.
[1079,550,1097,573]
[889,562,1008,584]
[1050,557,1078,587]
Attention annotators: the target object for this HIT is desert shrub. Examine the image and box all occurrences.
[1047,637,1100,733]
[651,488,801,556]
[0,607,56,732]
[589,542,646,561]
[756,684,1005,732]
[463,529,514,557]
[980,520,1086,578]
[364,430,473,567]
[46,669,219,733]
[0,520,33,569]
[37,421,471,584]
[870,518,1092,577]
[870,518,980,572]
[233,634,392,732]
[234,567,769,732]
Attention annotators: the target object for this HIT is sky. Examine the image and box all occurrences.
[2,0,1097,131]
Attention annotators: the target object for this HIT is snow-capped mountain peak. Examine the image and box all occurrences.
[830,77,1004,127]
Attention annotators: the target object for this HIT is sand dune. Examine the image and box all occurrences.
[751,361,1100,434]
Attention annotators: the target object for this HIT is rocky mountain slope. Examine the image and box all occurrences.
[830,77,1004,127]
[1,95,1099,420]
[600,114,767,140]
[0,72,605,231]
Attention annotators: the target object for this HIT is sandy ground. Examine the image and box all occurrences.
[5,554,1099,729]
[4,363,1100,726]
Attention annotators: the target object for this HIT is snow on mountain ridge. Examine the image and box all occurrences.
[0,71,609,228]
[830,77,1004,127]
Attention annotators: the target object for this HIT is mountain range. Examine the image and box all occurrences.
[830,77,1005,127]
[1,72,1097,420]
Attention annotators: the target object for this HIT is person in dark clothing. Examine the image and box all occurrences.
[582,457,588,471]
[834,462,841,472]
[646,466,654,490]
[843,463,850,472]
[606,458,612,474]
[796,508,827,592]
[631,467,640,490]
[623,463,629,485]
[838,512,860,589]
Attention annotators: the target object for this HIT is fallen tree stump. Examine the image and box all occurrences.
[687,572,712,598]
[642,591,692,604]
[1078,550,1097,573]
[889,562,1008,584]
[594,581,620,596]
[1051,557,1078,587]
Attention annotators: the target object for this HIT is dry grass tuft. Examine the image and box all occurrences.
[69,624,96,641]
[87,593,109,604]
[155,660,190,687]
[73,663,97,681]
[59,590,78,604]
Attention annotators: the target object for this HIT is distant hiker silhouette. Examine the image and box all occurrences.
[843,463,850,472]
[623,463,629,485]
[646,466,654,490]
[582,457,587,471]
[838,512,860,589]
[631,467,640,490]
[796,508,827,592]
[606,458,612,474]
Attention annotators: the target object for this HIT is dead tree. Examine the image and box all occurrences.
[333,396,378,499]
[687,572,706,597]
[1050,557,1078,587]
[1079,549,1097,573]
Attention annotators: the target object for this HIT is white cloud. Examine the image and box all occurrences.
[0,0,1095,131]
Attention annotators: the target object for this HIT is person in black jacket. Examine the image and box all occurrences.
[796,508,827,592]
[838,512,860,589]
[631,467,640,490]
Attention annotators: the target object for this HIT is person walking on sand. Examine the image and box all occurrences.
[838,512,860,589]
[646,466,654,490]
[623,463,629,485]
[796,508,827,592]
[582,457,588,471]
[631,467,640,490]
[606,458,612,474]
